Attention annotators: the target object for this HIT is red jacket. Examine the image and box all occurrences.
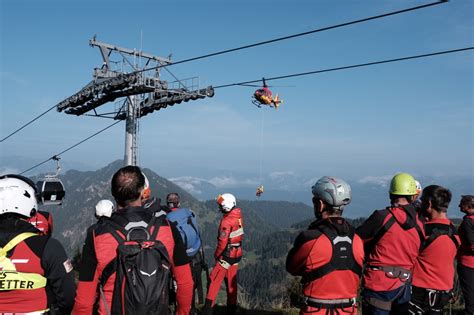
[215,208,244,263]
[412,218,460,291]
[286,218,364,299]
[27,210,53,236]
[0,217,75,313]
[356,205,425,291]
[458,214,474,268]
[74,206,191,315]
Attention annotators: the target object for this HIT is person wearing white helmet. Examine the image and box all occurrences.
[286,176,364,315]
[95,199,114,219]
[203,193,244,315]
[0,174,76,314]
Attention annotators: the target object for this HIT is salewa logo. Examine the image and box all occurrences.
[139,269,157,277]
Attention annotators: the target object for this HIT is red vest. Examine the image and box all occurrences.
[214,208,244,262]
[0,234,49,313]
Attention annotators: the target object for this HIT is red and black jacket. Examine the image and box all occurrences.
[0,216,75,314]
[356,204,425,292]
[215,208,244,265]
[286,217,364,299]
[27,210,54,236]
[458,214,474,268]
[73,206,190,315]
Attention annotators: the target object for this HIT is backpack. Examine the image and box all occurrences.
[301,219,362,284]
[166,208,202,257]
[99,216,171,315]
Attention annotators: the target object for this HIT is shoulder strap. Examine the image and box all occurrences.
[0,232,38,257]
[302,221,361,283]
[422,223,459,251]
[99,216,160,287]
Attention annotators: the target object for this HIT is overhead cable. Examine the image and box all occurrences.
[19,120,121,175]
[136,0,447,74]
[214,47,474,89]
[1,1,447,141]
[0,105,57,143]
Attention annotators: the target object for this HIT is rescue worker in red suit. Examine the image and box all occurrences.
[73,166,193,315]
[203,193,244,315]
[286,176,364,315]
[28,210,54,236]
[356,173,425,315]
[409,185,460,314]
[457,195,474,314]
[0,174,76,314]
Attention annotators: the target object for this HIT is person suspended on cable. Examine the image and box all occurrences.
[256,185,264,197]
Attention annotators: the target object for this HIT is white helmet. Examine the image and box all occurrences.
[0,175,38,218]
[142,172,151,200]
[415,180,422,195]
[216,193,236,212]
[95,199,114,218]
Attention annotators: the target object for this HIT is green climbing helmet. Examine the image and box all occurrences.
[389,173,417,195]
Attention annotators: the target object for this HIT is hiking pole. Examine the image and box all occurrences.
[200,244,211,291]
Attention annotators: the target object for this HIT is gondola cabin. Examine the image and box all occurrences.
[36,178,66,206]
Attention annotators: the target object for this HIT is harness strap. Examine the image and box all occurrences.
[0,232,38,257]
[304,296,356,309]
[368,265,411,281]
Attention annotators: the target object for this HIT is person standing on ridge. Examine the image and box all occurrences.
[457,195,474,314]
[0,174,76,314]
[166,192,200,314]
[409,185,460,314]
[73,166,193,315]
[286,176,364,314]
[356,172,425,314]
[202,193,244,315]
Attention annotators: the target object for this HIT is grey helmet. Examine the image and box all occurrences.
[311,176,352,210]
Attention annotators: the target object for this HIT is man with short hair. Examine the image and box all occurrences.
[357,172,425,314]
[0,174,76,314]
[409,185,460,314]
[286,176,364,314]
[74,166,193,315]
[457,195,474,314]
[165,192,202,313]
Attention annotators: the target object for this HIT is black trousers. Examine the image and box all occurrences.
[458,264,474,315]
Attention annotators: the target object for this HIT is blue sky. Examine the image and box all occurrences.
[1,0,473,188]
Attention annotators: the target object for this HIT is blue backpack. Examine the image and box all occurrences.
[166,208,202,257]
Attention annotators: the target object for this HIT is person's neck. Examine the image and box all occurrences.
[430,210,448,220]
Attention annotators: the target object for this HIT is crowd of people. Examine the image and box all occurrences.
[0,168,472,315]
[287,173,473,315]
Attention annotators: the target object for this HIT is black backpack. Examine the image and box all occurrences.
[99,216,171,315]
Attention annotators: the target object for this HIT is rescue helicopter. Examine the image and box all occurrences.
[251,78,283,109]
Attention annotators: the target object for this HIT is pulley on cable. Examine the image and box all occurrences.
[36,155,65,206]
